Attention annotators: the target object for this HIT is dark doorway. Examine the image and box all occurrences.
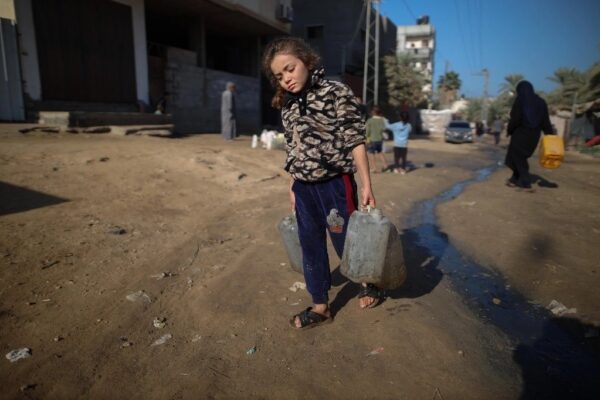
[32,0,137,103]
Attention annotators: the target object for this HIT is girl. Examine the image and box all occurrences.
[262,37,381,329]
[386,111,411,174]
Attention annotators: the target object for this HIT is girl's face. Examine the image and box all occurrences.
[270,54,309,94]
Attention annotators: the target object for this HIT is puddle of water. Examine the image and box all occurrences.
[405,163,600,398]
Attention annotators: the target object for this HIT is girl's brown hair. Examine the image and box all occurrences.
[261,37,321,109]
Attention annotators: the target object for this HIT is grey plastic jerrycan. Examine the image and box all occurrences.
[340,207,406,289]
[277,214,303,274]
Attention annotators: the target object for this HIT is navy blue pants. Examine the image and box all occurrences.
[292,174,358,304]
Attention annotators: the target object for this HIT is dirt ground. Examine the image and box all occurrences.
[0,126,598,399]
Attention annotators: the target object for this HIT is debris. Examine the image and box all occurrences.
[246,346,257,355]
[191,335,202,343]
[149,272,174,280]
[119,336,133,348]
[280,262,286,266]
[290,302,300,306]
[153,317,166,329]
[41,260,60,270]
[367,347,384,356]
[547,300,577,316]
[53,336,63,342]
[432,387,445,400]
[6,348,32,363]
[492,298,502,306]
[458,350,464,356]
[288,281,306,292]
[461,201,477,206]
[99,157,110,162]
[108,226,127,235]
[257,173,281,182]
[238,173,247,180]
[126,290,152,303]
[420,256,435,268]
[151,334,172,346]
[20,384,36,392]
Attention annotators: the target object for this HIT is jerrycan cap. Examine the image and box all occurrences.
[361,205,383,219]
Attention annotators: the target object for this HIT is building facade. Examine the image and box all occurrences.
[396,16,435,96]
[5,0,292,133]
[291,0,396,104]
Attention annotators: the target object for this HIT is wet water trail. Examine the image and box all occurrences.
[404,163,600,399]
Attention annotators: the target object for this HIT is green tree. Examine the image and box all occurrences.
[547,64,599,110]
[383,54,426,107]
[437,71,462,91]
[499,74,524,97]
[464,97,483,122]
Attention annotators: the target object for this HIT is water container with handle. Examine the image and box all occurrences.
[277,214,303,274]
[539,134,564,169]
[340,207,406,289]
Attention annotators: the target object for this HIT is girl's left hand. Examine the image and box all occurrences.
[361,185,376,208]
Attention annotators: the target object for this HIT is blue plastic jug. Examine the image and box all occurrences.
[340,208,406,289]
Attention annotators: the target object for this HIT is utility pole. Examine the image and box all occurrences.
[362,0,380,106]
[473,68,489,123]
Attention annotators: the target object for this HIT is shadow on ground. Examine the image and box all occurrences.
[329,224,445,315]
[0,181,69,216]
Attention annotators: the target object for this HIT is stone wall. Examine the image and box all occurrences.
[165,61,260,134]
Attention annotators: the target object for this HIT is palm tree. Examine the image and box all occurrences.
[547,67,587,110]
[499,74,524,96]
[437,71,461,91]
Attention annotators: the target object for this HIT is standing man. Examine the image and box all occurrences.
[492,117,503,145]
[221,82,237,140]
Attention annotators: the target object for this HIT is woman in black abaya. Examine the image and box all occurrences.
[505,80,553,191]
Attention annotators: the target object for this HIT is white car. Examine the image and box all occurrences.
[445,121,474,143]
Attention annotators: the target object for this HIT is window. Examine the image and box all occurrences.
[422,39,429,48]
[306,26,324,39]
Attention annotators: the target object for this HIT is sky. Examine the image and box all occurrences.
[379,0,600,98]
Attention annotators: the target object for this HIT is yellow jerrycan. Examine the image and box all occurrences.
[539,135,564,169]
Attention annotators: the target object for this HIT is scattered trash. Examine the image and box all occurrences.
[150,272,174,280]
[290,302,300,306]
[458,350,464,356]
[492,298,502,306]
[191,335,202,343]
[288,281,306,292]
[367,347,384,356]
[151,334,172,346]
[41,260,59,270]
[461,201,477,207]
[153,317,166,329]
[420,256,435,268]
[20,384,36,392]
[119,336,133,348]
[547,300,577,316]
[109,226,127,235]
[433,387,445,400]
[53,336,63,342]
[238,173,247,180]
[187,278,194,288]
[246,346,257,355]
[6,348,32,363]
[99,157,110,162]
[126,291,152,303]
[280,262,286,267]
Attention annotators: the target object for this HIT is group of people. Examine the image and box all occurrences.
[240,36,553,329]
[475,118,505,146]
[365,106,412,174]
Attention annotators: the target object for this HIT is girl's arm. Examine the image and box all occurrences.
[289,176,295,212]
[352,144,376,208]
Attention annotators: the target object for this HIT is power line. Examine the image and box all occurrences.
[400,0,417,20]
[453,0,475,71]
[478,0,484,71]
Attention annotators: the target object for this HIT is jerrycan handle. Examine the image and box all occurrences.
[359,205,382,219]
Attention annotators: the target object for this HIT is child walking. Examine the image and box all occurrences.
[365,106,388,173]
[386,111,412,174]
[262,37,381,329]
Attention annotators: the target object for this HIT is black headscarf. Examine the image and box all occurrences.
[515,80,545,129]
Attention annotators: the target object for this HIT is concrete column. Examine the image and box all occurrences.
[114,0,149,103]
[14,0,41,101]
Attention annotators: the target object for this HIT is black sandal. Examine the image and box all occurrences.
[289,307,332,330]
[358,284,383,309]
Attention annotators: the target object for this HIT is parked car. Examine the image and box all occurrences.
[445,121,473,143]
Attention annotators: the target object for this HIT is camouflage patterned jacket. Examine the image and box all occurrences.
[281,67,366,182]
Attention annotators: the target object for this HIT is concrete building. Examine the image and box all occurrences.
[291,0,396,102]
[4,0,292,133]
[396,16,435,96]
